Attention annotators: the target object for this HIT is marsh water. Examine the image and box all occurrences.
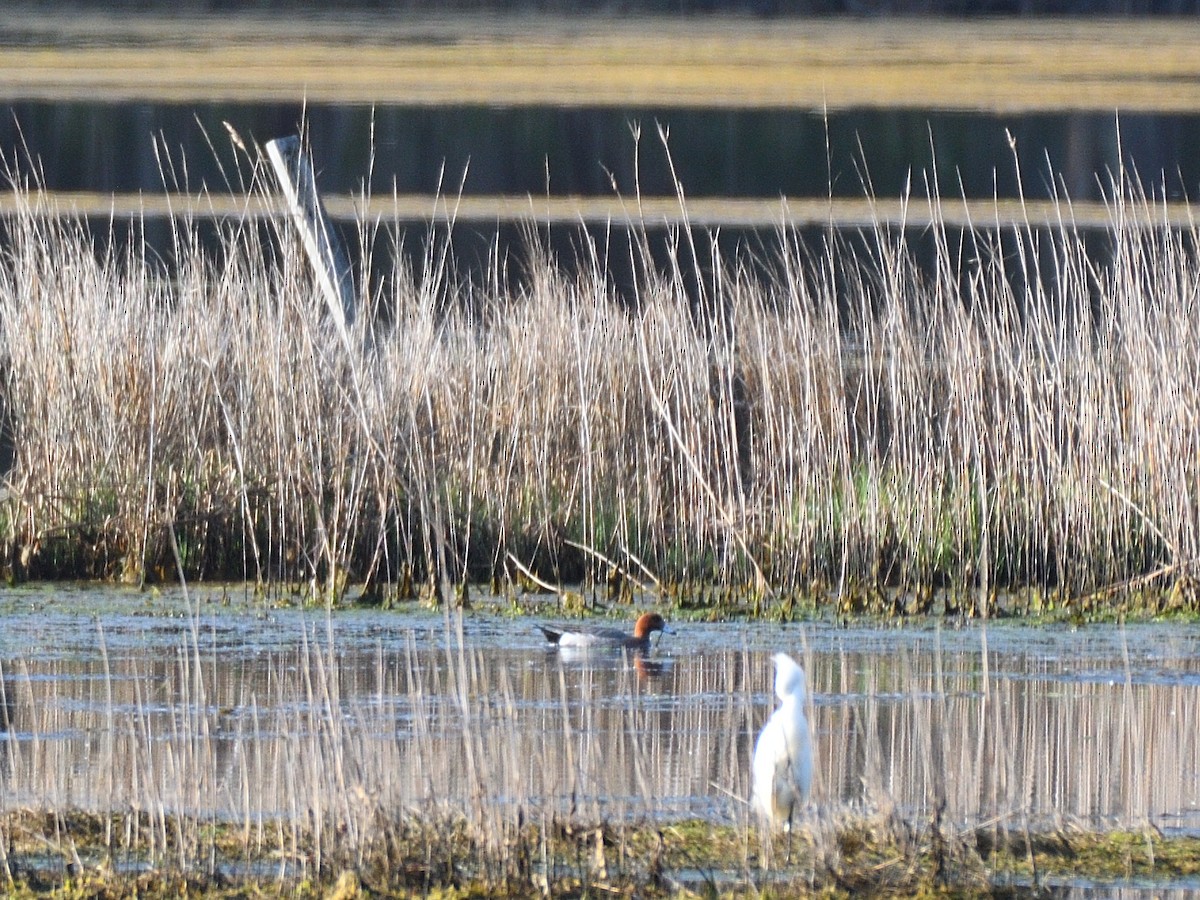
[5,101,1200,203]
[1,583,1198,846]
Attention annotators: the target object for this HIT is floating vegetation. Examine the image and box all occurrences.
[1,132,1199,615]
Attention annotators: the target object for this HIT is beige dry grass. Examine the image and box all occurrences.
[1,135,1200,607]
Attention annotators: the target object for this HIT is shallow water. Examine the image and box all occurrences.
[999,876,1200,899]
[0,582,1197,842]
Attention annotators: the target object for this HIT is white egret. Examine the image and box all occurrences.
[751,652,813,832]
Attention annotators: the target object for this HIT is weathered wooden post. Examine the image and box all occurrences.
[265,135,356,350]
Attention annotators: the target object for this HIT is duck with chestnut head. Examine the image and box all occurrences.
[537,611,670,652]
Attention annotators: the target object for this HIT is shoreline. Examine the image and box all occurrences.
[0,190,1192,229]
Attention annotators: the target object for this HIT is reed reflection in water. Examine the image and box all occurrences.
[0,616,1196,839]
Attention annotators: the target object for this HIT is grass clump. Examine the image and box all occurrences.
[0,808,1017,898]
[978,826,1200,886]
[12,807,1199,898]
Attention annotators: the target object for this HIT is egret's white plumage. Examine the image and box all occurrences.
[751,652,813,832]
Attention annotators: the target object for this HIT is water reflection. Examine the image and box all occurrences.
[0,593,1197,837]
[4,101,1199,203]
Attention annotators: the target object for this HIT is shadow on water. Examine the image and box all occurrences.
[4,101,1200,203]
[62,202,1111,328]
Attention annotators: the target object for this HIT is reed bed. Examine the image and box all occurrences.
[1,140,1199,612]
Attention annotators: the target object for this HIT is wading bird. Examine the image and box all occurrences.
[751,652,813,833]
[537,611,669,652]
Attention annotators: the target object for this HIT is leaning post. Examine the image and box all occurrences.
[265,135,356,352]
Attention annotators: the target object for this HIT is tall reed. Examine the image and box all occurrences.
[0,142,1197,607]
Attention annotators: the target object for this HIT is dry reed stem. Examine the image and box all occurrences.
[0,149,1198,605]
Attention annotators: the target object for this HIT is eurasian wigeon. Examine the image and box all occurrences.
[537,611,669,652]
[751,652,813,833]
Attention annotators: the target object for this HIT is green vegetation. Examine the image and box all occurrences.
[3,133,1200,616]
[2,809,1197,897]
